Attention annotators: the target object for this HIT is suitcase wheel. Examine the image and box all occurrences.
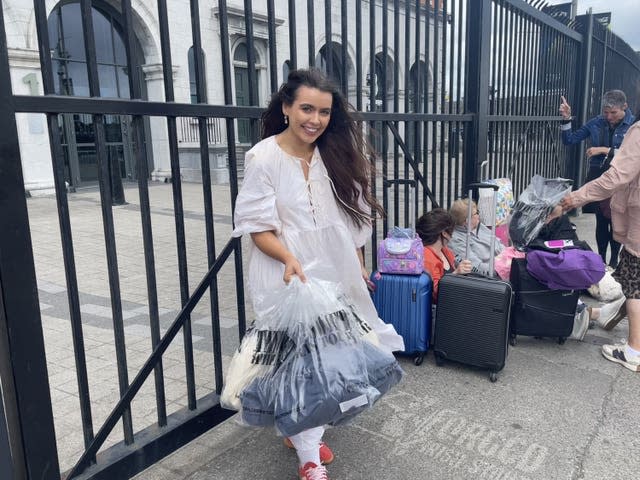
[509,335,517,347]
[489,371,498,383]
[413,353,425,366]
[434,352,445,367]
[558,337,566,345]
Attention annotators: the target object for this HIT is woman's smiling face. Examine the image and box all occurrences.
[282,86,333,146]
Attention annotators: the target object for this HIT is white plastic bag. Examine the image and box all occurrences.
[221,276,403,437]
[587,270,624,302]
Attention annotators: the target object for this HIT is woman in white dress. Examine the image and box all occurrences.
[232,68,403,480]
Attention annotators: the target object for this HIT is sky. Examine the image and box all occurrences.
[545,0,640,51]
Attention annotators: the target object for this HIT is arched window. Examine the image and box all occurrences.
[282,59,291,83]
[47,1,145,187]
[373,52,394,104]
[48,2,131,98]
[233,42,262,143]
[188,46,207,104]
[408,61,429,112]
[318,42,344,88]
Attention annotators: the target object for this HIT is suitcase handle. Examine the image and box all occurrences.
[467,182,499,191]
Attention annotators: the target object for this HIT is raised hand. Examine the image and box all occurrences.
[559,95,572,120]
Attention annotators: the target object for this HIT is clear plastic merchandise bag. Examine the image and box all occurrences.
[508,175,572,250]
[227,276,403,437]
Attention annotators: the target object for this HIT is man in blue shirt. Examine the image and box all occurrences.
[559,90,635,268]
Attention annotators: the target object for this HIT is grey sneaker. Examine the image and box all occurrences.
[597,296,627,331]
[602,343,640,372]
[570,306,590,341]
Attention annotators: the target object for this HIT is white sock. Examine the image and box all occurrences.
[296,448,321,467]
[625,345,640,358]
[288,426,324,467]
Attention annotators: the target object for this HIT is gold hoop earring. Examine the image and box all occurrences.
[284,115,288,125]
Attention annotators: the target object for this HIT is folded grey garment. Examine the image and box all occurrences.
[240,340,403,437]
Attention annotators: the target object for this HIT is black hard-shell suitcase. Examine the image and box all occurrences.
[432,183,512,382]
[508,257,579,345]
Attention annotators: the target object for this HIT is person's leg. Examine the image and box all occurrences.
[288,426,325,467]
[602,249,640,371]
[594,210,609,264]
[608,220,621,269]
[626,298,640,351]
[590,295,626,330]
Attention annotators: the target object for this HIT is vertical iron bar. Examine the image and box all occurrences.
[439,0,447,205]
[423,0,431,208]
[463,0,492,188]
[575,12,594,188]
[243,0,259,144]
[267,0,278,91]
[307,0,316,67]
[81,0,134,444]
[325,0,333,79]
[454,0,463,198]
[382,0,389,217]
[369,0,379,265]
[33,0,97,452]
[413,0,422,211]
[123,0,167,426]
[0,4,60,477]
[393,0,400,223]
[288,0,298,69]
[218,0,247,339]
[403,0,410,210]
[355,0,362,112]
[341,0,348,95]
[431,0,439,204]
[190,0,223,400]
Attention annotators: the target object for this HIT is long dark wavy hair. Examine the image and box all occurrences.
[261,68,384,227]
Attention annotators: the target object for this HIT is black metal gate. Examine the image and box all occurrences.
[0,1,639,479]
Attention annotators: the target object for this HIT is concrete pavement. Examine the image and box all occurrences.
[26,182,640,479]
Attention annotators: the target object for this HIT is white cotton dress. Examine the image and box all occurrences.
[232,135,404,353]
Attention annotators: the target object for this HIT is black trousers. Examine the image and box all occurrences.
[595,208,621,268]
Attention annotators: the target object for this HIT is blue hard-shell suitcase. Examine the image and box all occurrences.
[370,271,432,365]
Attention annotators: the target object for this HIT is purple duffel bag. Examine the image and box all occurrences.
[526,248,605,290]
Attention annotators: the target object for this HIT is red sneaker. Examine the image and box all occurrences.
[298,461,329,480]
[284,438,335,465]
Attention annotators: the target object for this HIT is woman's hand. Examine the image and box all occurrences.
[545,205,563,224]
[283,255,306,284]
[361,265,375,291]
[454,259,472,275]
[560,193,576,213]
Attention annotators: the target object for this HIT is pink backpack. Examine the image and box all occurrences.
[377,229,424,275]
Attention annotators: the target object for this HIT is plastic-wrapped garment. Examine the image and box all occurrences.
[478,177,514,227]
[508,176,573,250]
[223,276,403,436]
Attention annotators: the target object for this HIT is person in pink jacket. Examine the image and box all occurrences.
[560,115,640,372]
